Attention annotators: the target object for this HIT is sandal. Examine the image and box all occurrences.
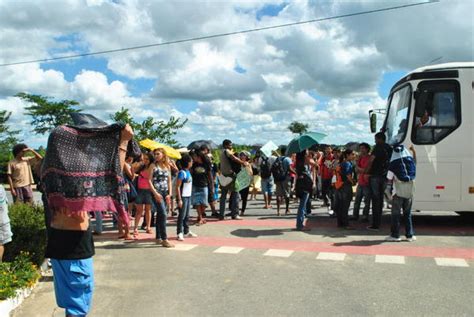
[146,229,153,234]
[161,240,175,248]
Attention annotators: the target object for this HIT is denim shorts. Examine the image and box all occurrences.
[261,178,274,195]
[51,258,94,316]
[135,189,153,205]
[192,186,208,207]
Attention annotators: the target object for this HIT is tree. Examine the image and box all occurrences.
[288,121,309,135]
[0,110,20,179]
[110,107,188,147]
[16,92,81,134]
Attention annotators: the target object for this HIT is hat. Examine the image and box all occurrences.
[239,151,251,158]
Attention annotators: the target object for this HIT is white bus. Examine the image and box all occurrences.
[370,62,474,213]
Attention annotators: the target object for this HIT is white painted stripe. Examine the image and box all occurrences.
[316,252,346,261]
[375,255,405,264]
[213,246,244,254]
[435,258,469,267]
[264,249,294,258]
[170,244,198,251]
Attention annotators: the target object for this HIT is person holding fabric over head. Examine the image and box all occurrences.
[238,151,253,216]
[43,119,133,317]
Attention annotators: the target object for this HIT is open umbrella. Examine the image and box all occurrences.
[286,131,327,155]
[139,139,182,160]
[187,140,218,151]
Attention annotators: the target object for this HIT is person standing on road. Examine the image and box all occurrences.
[352,143,372,222]
[365,132,392,231]
[43,122,133,317]
[259,152,276,210]
[7,144,43,204]
[333,149,356,229]
[385,145,417,242]
[318,146,334,209]
[133,152,155,236]
[238,151,253,216]
[219,139,248,220]
[175,154,197,241]
[190,148,214,225]
[273,146,295,216]
[294,149,316,231]
[150,148,174,248]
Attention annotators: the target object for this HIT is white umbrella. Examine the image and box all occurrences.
[260,141,279,157]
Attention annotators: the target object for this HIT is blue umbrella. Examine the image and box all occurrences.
[286,131,327,155]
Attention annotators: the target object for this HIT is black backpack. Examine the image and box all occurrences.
[271,157,287,182]
[260,157,272,179]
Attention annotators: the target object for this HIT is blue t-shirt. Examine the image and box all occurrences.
[177,170,192,197]
[282,157,292,174]
[341,161,353,177]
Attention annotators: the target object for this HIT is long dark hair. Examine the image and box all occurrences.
[295,149,307,175]
[138,152,155,173]
[339,149,353,163]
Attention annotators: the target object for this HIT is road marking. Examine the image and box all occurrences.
[316,252,346,261]
[213,246,244,254]
[170,244,198,251]
[264,249,294,258]
[435,258,469,267]
[375,255,405,264]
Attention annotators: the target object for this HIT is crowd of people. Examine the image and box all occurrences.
[1,121,418,316]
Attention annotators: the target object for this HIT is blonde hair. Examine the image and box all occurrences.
[153,148,170,169]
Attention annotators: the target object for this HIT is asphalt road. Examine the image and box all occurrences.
[11,196,474,317]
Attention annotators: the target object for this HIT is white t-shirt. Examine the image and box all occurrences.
[387,171,415,199]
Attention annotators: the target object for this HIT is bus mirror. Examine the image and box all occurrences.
[369,111,377,133]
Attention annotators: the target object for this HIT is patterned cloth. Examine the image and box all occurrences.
[152,166,169,195]
[41,124,127,218]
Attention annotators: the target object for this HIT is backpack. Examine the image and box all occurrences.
[260,157,272,179]
[271,157,287,182]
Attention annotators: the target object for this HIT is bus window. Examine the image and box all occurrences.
[385,85,411,145]
[412,80,461,144]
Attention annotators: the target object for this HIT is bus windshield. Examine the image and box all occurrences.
[384,85,412,145]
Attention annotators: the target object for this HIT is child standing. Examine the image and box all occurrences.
[176,154,197,241]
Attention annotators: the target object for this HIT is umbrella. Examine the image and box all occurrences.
[187,140,218,150]
[260,141,279,157]
[139,139,182,160]
[286,132,327,155]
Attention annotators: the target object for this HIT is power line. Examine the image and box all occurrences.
[0,1,438,67]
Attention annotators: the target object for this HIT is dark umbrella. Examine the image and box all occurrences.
[345,142,360,151]
[187,140,218,150]
[286,132,327,155]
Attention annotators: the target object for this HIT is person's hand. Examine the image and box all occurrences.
[243,161,250,167]
[11,189,16,197]
[409,145,415,152]
[165,195,171,205]
[120,124,134,142]
[154,192,163,203]
[177,199,183,209]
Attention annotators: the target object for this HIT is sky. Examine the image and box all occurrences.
[0,0,472,148]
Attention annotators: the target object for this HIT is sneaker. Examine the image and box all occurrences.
[385,236,402,242]
[156,239,163,244]
[161,240,175,248]
[366,226,379,232]
[185,231,198,238]
[177,233,184,241]
[232,215,243,220]
[406,236,417,242]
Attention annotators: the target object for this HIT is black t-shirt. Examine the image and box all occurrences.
[45,227,95,260]
[191,162,210,187]
[370,143,392,176]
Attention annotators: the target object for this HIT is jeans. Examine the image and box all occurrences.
[152,197,168,240]
[297,192,310,229]
[335,184,353,227]
[306,196,312,215]
[219,186,239,218]
[370,176,386,228]
[352,185,371,219]
[239,187,250,214]
[321,178,333,206]
[94,211,103,234]
[177,197,191,235]
[390,195,415,238]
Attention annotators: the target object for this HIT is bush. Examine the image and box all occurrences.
[4,203,47,266]
[0,251,41,300]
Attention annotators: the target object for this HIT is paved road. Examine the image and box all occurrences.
[12,196,474,317]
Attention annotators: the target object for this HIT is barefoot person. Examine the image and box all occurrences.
[43,121,133,317]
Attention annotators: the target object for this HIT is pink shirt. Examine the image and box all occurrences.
[357,156,370,186]
[137,170,151,190]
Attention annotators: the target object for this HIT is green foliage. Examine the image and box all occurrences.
[288,121,309,135]
[111,107,188,147]
[16,92,81,135]
[0,252,41,300]
[211,144,253,164]
[0,110,20,180]
[4,203,47,266]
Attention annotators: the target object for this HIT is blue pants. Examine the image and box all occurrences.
[390,195,415,238]
[177,197,191,235]
[219,186,239,218]
[297,192,310,230]
[152,197,168,240]
[51,258,94,317]
[352,184,371,219]
[93,212,103,234]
